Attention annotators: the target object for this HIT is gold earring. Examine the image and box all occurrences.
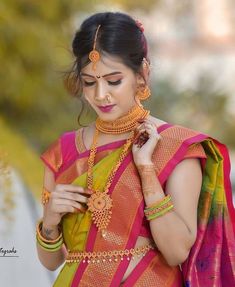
[136,85,151,101]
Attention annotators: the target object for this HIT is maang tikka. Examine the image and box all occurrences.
[89,25,101,71]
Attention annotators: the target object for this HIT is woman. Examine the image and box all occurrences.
[36,12,235,286]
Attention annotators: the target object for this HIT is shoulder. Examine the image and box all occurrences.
[40,129,81,173]
[151,121,207,174]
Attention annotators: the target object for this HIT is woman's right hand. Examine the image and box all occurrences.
[43,184,92,227]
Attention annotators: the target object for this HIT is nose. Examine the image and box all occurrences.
[95,81,107,102]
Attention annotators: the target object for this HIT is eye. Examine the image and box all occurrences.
[83,80,96,87]
[108,79,122,86]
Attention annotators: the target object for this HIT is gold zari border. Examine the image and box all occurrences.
[66,243,155,264]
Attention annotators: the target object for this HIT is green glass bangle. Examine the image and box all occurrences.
[36,234,63,250]
[37,239,63,252]
[146,204,174,221]
[144,195,172,212]
[37,234,63,248]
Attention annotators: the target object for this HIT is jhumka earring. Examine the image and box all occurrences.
[136,85,151,101]
[89,25,101,71]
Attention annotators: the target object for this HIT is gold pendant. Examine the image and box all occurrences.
[87,191,113,237]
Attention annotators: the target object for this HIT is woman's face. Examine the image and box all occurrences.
[80,54,140,122]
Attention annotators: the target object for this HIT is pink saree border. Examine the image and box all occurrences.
[121,250,156,286]
[71,150,135,286]
[110,200,145,287]
[158,133,208,185]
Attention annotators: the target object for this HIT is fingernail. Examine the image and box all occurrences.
[85,188,93,194]
[76,208,85,213]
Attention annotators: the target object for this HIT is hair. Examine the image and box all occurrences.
[64,12,149,126]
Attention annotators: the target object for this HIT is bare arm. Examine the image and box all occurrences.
[138,158,202,266]
[37,166,90,271]
[36,166,66,271]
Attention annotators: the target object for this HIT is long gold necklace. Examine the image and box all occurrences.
[87,128,135,238]
[96,104,150,134]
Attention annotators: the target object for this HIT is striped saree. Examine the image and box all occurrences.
[40,124,235,286]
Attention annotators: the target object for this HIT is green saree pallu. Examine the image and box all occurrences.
[40,123,235,286]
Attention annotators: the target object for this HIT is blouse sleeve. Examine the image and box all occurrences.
[183,143,207,160]
[40,137,63,174]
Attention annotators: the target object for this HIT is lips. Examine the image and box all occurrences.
[97,104,116,113]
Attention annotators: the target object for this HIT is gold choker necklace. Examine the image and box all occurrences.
[95,104,150,134]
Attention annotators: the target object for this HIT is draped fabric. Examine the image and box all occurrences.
[40,124,235,286]
[182,139,235,286]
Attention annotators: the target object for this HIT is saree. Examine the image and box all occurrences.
[40,123,235,287]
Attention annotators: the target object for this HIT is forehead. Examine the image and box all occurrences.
[81,54,133,76]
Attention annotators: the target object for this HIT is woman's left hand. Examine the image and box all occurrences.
[132,119,161,167]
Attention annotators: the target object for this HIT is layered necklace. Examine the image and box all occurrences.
[87,104,150,237]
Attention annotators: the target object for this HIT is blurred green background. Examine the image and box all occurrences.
[1,0,235,201]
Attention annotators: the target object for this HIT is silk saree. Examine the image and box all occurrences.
[40,123,235,286]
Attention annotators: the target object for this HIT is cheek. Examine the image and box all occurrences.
[116,81,134,94]
[82,87,92,100]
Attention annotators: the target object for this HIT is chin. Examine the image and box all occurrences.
[98,113,120,122]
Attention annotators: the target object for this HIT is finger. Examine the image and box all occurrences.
[144,130,162,143]
[56,205,76,214]
[56,191,89,204]
[53,199,87,212]
[57,205,86,214]
[55,184,89,194]
[143,128,161,140]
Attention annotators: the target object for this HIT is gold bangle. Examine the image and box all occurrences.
[36,220,62,244]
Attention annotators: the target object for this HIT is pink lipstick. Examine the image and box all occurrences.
[98,104,116,113]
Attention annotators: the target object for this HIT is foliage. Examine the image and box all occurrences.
[146,76,235,148]
[0,0,158,152]
[0,117,43,200]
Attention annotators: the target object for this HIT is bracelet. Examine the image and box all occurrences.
[145,201,173,217]
[144,195,174,221]
[36,220,62,244]
[145,195,171,210]
[146,204,174,220]
[36,234,63,252]
[36,220,63,252]
[41,187,51,205]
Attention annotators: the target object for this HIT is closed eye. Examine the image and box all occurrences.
[83,81,96,87]
[83,79,122,87]
[108,79,122,86]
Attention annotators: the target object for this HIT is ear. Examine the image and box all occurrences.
[136,59,150,86]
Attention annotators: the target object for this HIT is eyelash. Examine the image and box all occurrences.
[83,79,122,87]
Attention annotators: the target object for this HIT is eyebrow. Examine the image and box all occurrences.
[80,72,123,78]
